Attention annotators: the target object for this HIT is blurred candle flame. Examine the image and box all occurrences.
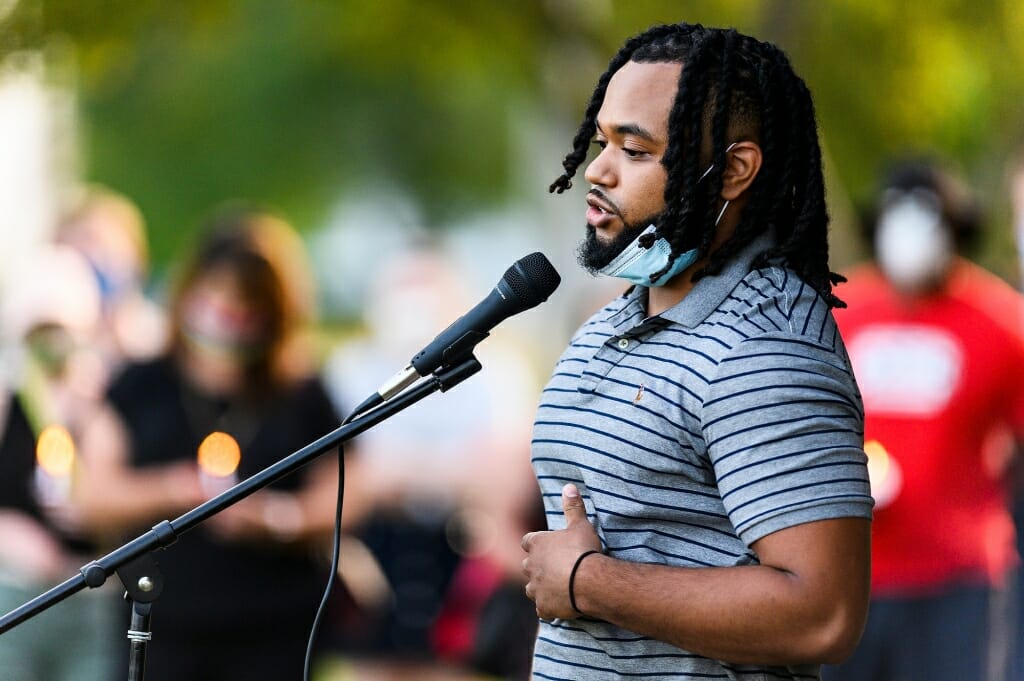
[864,438,903,509]
[864,439,890,483]
[36,424,75,477]
[197,431,241,478]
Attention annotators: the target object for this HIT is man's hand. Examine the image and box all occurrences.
[521,483,602,619]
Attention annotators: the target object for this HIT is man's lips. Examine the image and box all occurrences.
[586,192,620,228]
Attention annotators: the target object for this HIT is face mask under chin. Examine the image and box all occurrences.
[582,143,736,287]
[597,225,700,287]
[577,220,652,273]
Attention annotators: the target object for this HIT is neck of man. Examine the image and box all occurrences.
[646,197,744,317]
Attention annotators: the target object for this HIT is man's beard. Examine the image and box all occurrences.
[577,213,661,275]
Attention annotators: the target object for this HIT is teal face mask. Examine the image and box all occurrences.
[597,225,700,286]
[598,143,736,287]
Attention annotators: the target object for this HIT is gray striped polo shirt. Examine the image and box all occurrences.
[530,234,873,680]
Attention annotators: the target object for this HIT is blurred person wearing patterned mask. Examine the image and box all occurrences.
[826,159,1024,681]
[71,208,344,681]
[0,244,118,681]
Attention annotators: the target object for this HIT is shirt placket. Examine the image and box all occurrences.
[578,310,670,393]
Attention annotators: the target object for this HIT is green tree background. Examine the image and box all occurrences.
[3,0,1023,282]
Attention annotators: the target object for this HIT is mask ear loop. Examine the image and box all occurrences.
[698,142,738,182]
[714,200,731,227]
[700,142,738,225]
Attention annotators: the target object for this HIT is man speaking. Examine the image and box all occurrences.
[521,22,873,680]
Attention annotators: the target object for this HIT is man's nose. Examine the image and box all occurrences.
[584,148,616,188]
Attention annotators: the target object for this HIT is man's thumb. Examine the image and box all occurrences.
[562,483,586,526]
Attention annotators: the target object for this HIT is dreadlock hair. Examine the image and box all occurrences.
[551,23,846,307]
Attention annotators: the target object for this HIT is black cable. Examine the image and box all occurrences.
[300,376,436,678]
[302,408,355,681]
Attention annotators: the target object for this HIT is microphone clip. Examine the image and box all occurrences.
[351,352,483,421]
[434,352,483,393]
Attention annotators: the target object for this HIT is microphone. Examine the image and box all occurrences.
[359,252,561,414]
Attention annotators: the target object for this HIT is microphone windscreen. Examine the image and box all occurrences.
[503,252,561,310]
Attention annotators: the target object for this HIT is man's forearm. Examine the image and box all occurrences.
[571,518,870,666]
[573,557,848,664]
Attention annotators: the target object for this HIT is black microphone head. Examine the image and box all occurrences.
[500,252,561,311]
[409,252,560,375]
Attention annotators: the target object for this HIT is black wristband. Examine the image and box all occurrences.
[568,549,601,615]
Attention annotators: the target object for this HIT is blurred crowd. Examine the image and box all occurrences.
[0,190,544,681]
[1,153,1024,681]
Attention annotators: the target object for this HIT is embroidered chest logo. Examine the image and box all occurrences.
[633,383,645,404]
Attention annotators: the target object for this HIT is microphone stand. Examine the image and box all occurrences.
[0,354,483,681]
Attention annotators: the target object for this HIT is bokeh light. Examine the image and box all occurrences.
[35,424,75,477]
[864,439,890,483]
[197,431,241,478]
[864,438,904,509]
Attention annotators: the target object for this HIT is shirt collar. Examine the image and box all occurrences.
[603,285,648,335]
[598,231,777,333]
[657,231,777,328]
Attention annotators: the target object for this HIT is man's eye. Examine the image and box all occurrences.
[623,147,643,158]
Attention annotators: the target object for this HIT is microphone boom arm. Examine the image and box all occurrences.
[0,354,483,641]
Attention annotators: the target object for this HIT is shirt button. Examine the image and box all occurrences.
[617,338,630,350]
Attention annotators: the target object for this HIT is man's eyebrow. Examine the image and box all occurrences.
[594,121,661,144]
[614,123,658,143]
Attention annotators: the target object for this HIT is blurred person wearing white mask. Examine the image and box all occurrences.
[826,160,1024,681]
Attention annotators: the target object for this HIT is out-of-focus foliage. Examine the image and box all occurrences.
[3,0,558,262]
[2,0,1022,273]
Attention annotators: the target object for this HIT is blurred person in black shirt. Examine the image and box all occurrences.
[0,244,118,681]
[71,209,344,681]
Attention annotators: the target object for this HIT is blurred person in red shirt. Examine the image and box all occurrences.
[1009,157,1024,681]
[825,159,1024,681]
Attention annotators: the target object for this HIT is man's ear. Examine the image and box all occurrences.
[721,141,762,201]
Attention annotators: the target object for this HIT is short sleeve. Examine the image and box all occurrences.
[702,332,874,546]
